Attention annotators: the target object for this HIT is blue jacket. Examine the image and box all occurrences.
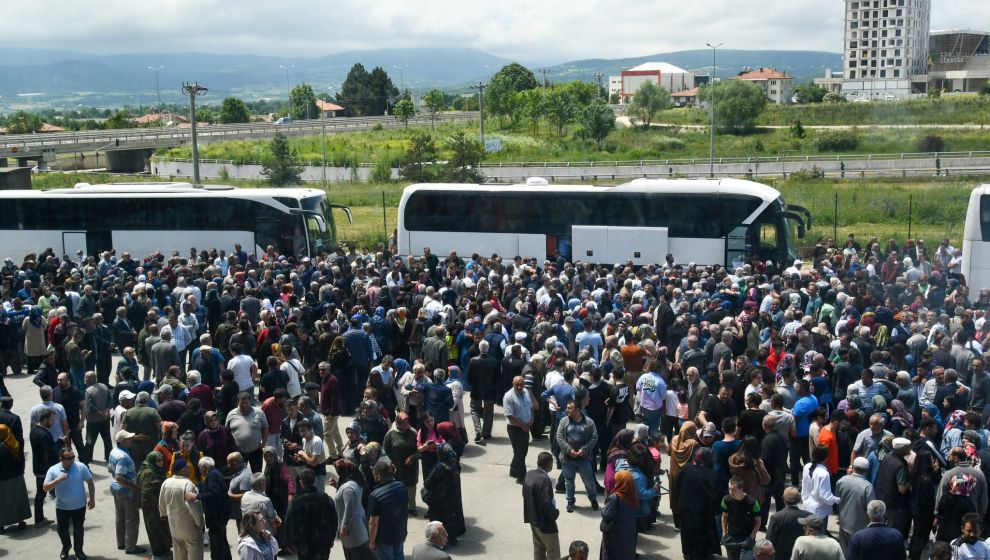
[343,328,374,367]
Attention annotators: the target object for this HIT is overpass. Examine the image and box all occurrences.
[0,111,478,171]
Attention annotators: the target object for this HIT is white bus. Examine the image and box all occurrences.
[396,178,810,267]
[962,184,990,290]
[0,182,351,261]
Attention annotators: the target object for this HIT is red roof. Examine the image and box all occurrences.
[670,87,699,97]
[38,123,65,133]
[731,67,791,81]
[316,99,345,112]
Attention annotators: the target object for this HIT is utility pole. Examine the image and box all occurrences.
[280,64,294,117]
[595,72,604,102]
[706,42,724,178]
[539,69,550,97]
[148,66,164,127]
[182,82,208,185]
[470,82,486,146]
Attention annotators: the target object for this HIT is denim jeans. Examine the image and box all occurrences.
[641,408,663,437]
[375,542,405,560]
[561,457,597,505]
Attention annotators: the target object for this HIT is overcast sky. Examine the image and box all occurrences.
[5,0,989,62]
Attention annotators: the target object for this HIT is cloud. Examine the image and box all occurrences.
[3,0,986,61]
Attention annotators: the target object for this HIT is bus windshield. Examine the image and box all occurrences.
[302,195,334,255]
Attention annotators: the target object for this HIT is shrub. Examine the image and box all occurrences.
[815,131,859,152]
[790,119,806,139]
[917,135,946,153]
[369,160,394,183]
[789,166,826,180]
[372,123,384,131]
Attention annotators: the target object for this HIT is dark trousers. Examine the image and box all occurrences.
[532,404,548,440]
[470,398,494,439]
[34,476,47,522]
[596,422,611,472]
[550,413,563,466]
[341,365,359,413]
[507,425,530,480]
[296,547,331,560]
[55,506,86,554]
[789,435,809,486]
[244,447,264,473]
[207,520,232,560]
[909,513,935,560]
[888,506,911,540]
[661,414,679,444]
[83,419,111,464]
[96,356,112,386]
[353,364,370,412]
[68,428,84,461]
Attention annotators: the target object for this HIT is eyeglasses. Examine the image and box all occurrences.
[62,455,76,462]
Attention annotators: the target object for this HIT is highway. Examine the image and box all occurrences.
[0,111,479,160]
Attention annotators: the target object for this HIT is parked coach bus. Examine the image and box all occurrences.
[962,184,990,291]
[396,177,810,267]
[0,182,351,260]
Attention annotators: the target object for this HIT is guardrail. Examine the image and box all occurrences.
[0,112,479,155]
[482,167,990,182]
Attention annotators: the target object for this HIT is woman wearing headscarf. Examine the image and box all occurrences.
[197,411,237,467]
[0,424,31,532]
[23,306,48,374]
[138,451,173,559]
[340,421,364,464]
[604,429,635,494]
[675,448,722,560]
[446,365,467,441]
[262,446,294,549]
[728,435,771,529]
[168,430,204,483]
[599,470,638,560]
[668,421,698,529]
[417,411,444,483]
[155,421,180,469]
[942,410,966,456]
[888,399,914,436]
[389,307,412,361]
[422,443,466,545]
[436,421,465,457]
[935,472,977,543]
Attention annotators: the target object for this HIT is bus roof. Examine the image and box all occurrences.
[0,182,326,199]
[402,178,782,202]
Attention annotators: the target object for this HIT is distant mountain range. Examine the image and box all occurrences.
[0,47,840,109]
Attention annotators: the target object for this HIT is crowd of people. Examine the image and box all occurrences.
[0,232,986,560]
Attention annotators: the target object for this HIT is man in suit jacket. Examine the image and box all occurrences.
[523,452,560,560]
[766,487,812,560]
[411,521,452,560]
[685,366,709,423]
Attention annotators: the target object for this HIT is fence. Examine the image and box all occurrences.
[783,189,968,257]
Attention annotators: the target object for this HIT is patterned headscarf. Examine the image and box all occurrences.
[945,410,966,432]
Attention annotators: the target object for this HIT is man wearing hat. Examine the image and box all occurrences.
[108,430,146,555]
[790,514,845,559]
[875,437,912,539]
[835,456,876,550]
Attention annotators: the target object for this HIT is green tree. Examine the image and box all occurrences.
[981,80,990,95]
[927,87,942,99]
[290,84,319,120]
[485,73,519,126]
[393,98,416,128]
[368,67,399,117]
[195,106,216,124]
[628,81,669,128]
[794,82,829,104]
[557,81,599,107]
[491,63,540,92]
[545,88,577,137]
[580,102,616,150]
[422,88,447,129]
[262,132,303,186]
[399,132,439,182]
[4,111,43,134]
[220,97,251,123]
[703,80,767,133]
[106,110,135,129]
[438,132,486,183]
[790,119,806,139]
[337,63,372,116]
[516,89,546,134]
[452,94,479,111]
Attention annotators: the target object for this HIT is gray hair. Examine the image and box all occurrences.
[250,472,267,491]
[187,371,201,385]
[425,520,445,542]
[753,539,775,558]
[478,340,490,353]
[136,391,150,405]
[867,499,886,522]
[198,456,215,471]
[158,384,173,396]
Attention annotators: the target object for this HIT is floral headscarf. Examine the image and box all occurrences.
[945,410,966,432]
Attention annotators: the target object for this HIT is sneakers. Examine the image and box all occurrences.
[125,546,148,555]
[591,499,600,511]
[566,503,575,513]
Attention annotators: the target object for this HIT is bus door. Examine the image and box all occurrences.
[725,226,750,269]
[62,232,87,260]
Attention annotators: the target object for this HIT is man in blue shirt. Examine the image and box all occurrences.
[790,379,818,486]
[846,500,907,560]
[108,431,145,555]
[43,447,96,560]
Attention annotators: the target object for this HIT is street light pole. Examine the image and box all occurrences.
[595,72,604,102]
[148,65,164,127]
[280,64,294,117]
[706,42,724,178]
[322,86,334,187]
[182,82,208,185]
[539,69,549,97]
[470,82,486,146]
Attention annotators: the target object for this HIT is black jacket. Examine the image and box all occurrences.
[766,506,812,560]
[467,355,499,401]
[284,486,338,553]
[523,468,559,533]
[197,468,229,524]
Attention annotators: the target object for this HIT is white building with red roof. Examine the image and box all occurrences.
[729,67,794,104]
[619,62,694,104]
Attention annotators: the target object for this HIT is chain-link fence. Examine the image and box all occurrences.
[786,189,969,256]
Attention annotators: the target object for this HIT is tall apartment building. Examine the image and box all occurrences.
[841,0,931,99]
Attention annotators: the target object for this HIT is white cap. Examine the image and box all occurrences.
[852,457,870,470]
[892,437,911,450]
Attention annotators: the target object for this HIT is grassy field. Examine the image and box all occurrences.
[657,94,990,127]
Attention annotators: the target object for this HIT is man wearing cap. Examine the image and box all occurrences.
[766,487,811,560]
[846,500,905,560]
[108,430,146,555]
[790,514,845,559]
[835,456,876,550]
[875,437,912,539]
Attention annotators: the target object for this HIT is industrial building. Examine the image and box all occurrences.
[928,30,990,93]
[618,62,694,104]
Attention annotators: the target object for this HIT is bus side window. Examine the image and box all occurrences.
[759,222,778,248]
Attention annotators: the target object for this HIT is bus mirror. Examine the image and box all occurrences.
[331,204,354,224]
[798,223,806,238]
[314,215,326,232]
